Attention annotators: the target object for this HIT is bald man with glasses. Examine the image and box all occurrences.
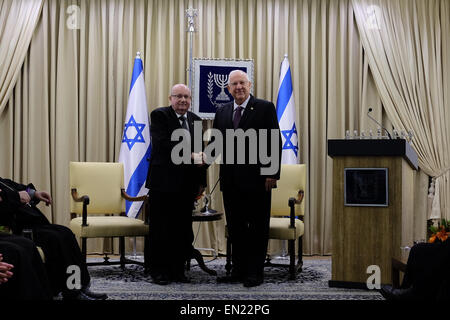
[145,84,206,285]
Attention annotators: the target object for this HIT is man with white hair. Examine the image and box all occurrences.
[212,70,281,287]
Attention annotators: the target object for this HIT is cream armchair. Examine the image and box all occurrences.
[69,161,149,268]
[266,164,306,279]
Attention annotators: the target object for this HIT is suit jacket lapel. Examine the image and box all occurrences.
[224,103,234,129]
[238,95,256,129]
[168,106,181,128]
[187,112,195,136]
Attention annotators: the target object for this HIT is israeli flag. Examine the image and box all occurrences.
[276,54,299,164]
[118,52,151,218]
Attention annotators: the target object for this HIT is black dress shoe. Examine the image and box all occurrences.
[172,273,191,283]
[380,285,415,300]
[63,290,98,301]
[217,274,243,284]
[243,276,263,288]
[152,274,170,285]
[81,287,108,300]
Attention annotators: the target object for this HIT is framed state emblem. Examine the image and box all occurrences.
[192,58,254,119]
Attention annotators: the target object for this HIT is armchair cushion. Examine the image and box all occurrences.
[69,216,148,238]
[269,217,304,240]
[70,162,125,215]
[271,164,306,217]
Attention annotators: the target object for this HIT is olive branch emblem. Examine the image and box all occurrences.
[207,72,214,102]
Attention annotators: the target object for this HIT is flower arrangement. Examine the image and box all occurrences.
[429,219,450,243]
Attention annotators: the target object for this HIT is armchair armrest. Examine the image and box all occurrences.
[288,190,305,227]
[71,188,89,226]
[121,189,148,202]
[121,189,149,224]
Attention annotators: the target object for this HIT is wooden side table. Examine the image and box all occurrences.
[391,248,410,288]
[391,257,407,288]
[187,211,223,275]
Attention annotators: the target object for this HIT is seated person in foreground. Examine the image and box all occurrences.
[380,239,450,300]
[0,234,53,300]
[0,178,107,300]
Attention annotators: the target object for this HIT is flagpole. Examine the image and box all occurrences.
[119,50,151,259]
[185,7,198,95]
[135,50,140,259]
[277,49,289,258]
[274,53,298,260]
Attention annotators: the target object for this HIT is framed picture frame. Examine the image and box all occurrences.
[344,168,389,207]
[191,58,254,119]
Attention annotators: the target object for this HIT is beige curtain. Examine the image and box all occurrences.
[0,0,43,114]
[1,0,404,256]
[352,0,450,221]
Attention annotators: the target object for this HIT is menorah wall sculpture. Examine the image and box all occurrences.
[192,58,254,119]
[213,74,230,101]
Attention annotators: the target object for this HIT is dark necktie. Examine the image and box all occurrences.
[179,116,189,130]
[233,106,242,129]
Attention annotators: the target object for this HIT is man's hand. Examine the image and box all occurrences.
[35,191,52,206]
[18,191,31,204]
[265,178,277,192]
[192,152,202,165]
[192,152,207,166]
[0,254,14,284]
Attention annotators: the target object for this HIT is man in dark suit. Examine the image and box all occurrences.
[145,83,206,285]
[212,70,281,287]
[0,178,107,300]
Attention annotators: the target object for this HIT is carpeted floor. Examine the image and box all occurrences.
[87,256,383,300]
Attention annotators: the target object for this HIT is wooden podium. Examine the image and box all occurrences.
[327,139,418,288]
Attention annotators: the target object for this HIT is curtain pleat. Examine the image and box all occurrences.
[353,0,450,221]
[0,0,44,114]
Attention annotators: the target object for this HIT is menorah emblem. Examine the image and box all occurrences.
[213,74,230,101]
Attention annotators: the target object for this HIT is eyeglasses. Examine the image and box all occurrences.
[171,94,191,100]
[228,80,249,87]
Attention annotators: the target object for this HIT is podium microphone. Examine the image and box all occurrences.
[367,107,392,139]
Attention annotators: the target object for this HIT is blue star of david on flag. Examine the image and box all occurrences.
[281,123,299,157]
[122,115,146,150]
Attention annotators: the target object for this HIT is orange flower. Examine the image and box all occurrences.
[428,219,450,243]
[436,227,449,242]
[429,235,437,243]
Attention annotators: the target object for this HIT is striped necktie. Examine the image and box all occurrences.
[233,106,242,129]
[179,116,189,130]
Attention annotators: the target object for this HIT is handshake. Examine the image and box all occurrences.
[191,152,207,166]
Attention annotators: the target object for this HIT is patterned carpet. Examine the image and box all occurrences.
[87,256,383,300]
